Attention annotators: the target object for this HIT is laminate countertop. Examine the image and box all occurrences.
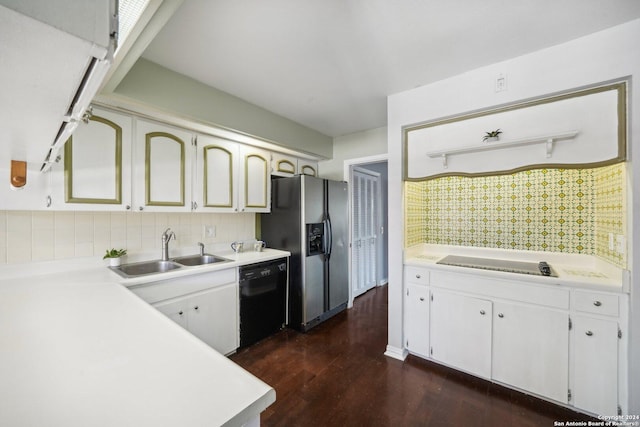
[0,248,290,427]
[404,244,628,293]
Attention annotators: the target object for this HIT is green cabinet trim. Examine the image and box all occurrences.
[404,81,628,181]
[64,115,122,204]
[301,165,317,176]
[244,154,268,208]
[145,131,185,207]
[276,159,296,174]
[203,145,233,208]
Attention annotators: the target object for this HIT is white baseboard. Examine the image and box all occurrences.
[384,345,408,361]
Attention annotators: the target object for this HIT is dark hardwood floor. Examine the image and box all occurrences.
[231,285,595,426]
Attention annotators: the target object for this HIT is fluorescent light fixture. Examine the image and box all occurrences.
[118,0,151,52]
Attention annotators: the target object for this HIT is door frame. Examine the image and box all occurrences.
[344,154,388,308]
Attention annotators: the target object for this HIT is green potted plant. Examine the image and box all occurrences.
[483,129,502,143]
[104,248,127,267]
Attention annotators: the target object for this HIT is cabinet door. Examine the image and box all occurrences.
[194,135,238,212]
[51,107,132,211]
[154,298,189,330]
[271,152,298,177]
[298,160,318,177]
[571,315,618,415]
[430,290,492,378]
[133,119,193,212]
[187,284,238,355]
[405,284,429,357]
[493,302,569,403]
[239,145,270,212]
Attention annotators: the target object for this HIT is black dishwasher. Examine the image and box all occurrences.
[239,258,287,348]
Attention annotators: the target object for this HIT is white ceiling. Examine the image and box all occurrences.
[142,0,640,137]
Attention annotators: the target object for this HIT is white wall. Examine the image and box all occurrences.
[388,19,640,413]
[319,126,387,180]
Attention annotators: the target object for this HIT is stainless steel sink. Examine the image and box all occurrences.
[172,254,230,266]
[110,260,182,278]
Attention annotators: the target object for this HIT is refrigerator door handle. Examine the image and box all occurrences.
[325,215,333,259]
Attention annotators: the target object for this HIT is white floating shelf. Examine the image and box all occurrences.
[426,130,579,168]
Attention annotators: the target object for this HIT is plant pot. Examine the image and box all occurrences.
[484,136,499,143]
[109,257,122,267]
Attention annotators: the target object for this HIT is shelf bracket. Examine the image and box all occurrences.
[545,138,554,158]
[441,153,448,169]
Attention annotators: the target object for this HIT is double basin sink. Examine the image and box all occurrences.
[110,254,231,279]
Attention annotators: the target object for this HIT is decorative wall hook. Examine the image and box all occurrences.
[10,160,27,190]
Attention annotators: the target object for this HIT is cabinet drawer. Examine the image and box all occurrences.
[404,266,429,285]
[574,290,619,317]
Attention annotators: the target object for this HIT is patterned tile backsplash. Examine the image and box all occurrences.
[405,163,627,268]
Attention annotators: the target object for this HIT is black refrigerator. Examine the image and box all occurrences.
[260,175,349,332]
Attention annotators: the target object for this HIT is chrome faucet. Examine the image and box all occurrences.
[197,242,205,256]
[161,228,176,261]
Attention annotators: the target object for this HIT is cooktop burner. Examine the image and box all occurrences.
[436,255,557,277]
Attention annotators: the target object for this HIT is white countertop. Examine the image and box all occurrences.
[404,244,628,293]
[0,248,290,427]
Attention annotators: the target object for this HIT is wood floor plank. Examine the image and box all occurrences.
[231,285,595,426]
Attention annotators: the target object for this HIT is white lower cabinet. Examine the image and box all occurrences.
[154,283,238,356]
[129,269,238,356]
[492,301,569,403]
[430,290,492,379]
[571,315,619,416]
[404,283,429,357]
[403,263,627,416]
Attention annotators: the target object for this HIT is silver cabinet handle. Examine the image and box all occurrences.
[419,297,425,302]
[498,313,504,318]
[178,311,184,316]
[194,306,199,311]
[480,310,486,315]
[139,206,144,211]
[416,274,421,279]
[125,205,131,210]
[585,330,593,336]
[593,301,602,307]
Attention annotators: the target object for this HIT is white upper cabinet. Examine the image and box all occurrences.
[405,83,626,179]
[133,119,193,212]
[194,135,239,212]
[271,152,297,177]
[51,107,132,211]
[271,152,318,177]
[239,145,271,213]
[298,159,318,177]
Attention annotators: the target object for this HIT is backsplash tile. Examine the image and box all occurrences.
[0,211,256,265]
[594,164,627,266]
[405,163,626,268]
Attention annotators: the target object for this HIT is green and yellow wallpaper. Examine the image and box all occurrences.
[405,163,626,268]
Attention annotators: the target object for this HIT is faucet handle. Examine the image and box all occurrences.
[197,242,205,255]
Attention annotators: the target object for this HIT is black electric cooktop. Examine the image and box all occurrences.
[436,255,557,277]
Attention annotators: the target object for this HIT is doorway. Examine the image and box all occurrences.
[345,156,388,306]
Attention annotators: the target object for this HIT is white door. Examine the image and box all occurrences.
[133,119,193,212]
[351,167,380,298]
[238,145,271,213]
[430,290,493,379]
[187,284,238,355]
[571,315,619,415]
[405,283,430,357]
[194,135,239,212]
[492,301,569,403]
